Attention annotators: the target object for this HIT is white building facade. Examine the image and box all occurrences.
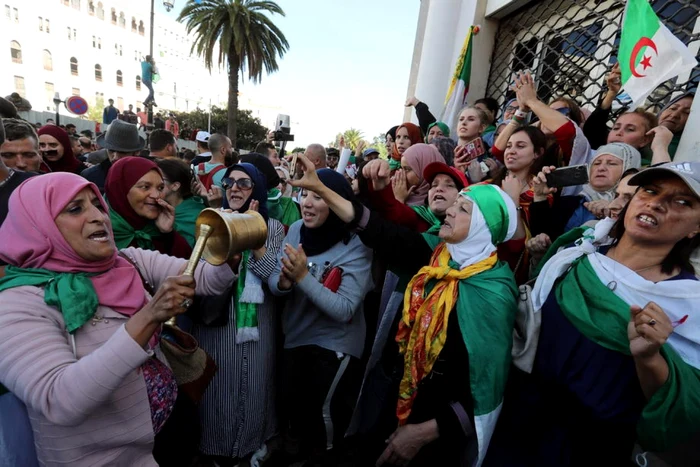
[1,0,227,120]
[406,0,700,161]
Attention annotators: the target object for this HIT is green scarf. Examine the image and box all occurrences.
[267,188,301,227]
[556,256,700,450]
[389,158,401,171]
[0,266,98,333]
[175,196,205,247]
[411,205,442,234]
[109,207,161,250]
[234,250,262,342]
[422,235,518,460]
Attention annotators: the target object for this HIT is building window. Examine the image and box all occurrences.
[138,20,144,35]
[88,0,94,15]
[70,57,78,76]
[67,26,71,40]
[131,17,136,32]
[5,5,10,21]
[110,7,116,24]
[45,82,55,110]
[43,49,52,71]
[119,45,122,56]
[14,76,25,96]
[71,0,80,10]
[96,1,103,19]
[72,87,80,96]
[136,75,141,91]
[12,7,17,22]
[114,43,118,55]
[94,63,102,81]
[73,28,77,40]
[45,19,49,32]
[39,16,43,31]
[10,40,21,64]
[116,70,123,86]
[98,37,101,49]
[118,11,125,28]
[92,35,96,47]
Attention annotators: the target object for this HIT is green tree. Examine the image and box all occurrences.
[371,133,388,160]
[172,106,268,150]
[87,96,104,123]
[178,0,289,148]
[291,146,306,153]
[342,128,364,151]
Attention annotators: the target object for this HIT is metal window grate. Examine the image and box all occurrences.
[486,0,700,115]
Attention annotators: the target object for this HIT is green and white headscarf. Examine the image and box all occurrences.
[446,184,518,269]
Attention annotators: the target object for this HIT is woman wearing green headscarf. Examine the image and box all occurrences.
[104,157,192,259]
[289,154,522,466]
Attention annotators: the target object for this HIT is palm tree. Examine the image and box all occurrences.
[342,128,364,151]
[178,0,288,147]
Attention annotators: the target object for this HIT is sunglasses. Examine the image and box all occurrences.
[222,177,254,191]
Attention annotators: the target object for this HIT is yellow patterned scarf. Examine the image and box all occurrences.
[396,242,497,424]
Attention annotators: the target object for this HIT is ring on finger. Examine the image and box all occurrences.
[648,318,657,326]
[180,299,192,309]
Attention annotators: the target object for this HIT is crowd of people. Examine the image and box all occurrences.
[0,61,698,467]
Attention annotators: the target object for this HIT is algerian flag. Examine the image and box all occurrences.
[441,26,475,136]
[618,0,697,107]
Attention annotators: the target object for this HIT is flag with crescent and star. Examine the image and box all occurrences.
[618,0,697,107]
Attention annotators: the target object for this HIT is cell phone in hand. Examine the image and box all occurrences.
[545,164,589,188]
[463,138,486,163]
[290,152,299,179]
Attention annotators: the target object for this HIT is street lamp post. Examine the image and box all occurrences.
[53,93,63,126]
[147,0,175,139]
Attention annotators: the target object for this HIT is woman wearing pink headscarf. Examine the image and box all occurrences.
[397,143,446,206]
[0,173,234,466]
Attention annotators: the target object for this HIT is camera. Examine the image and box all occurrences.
[273,114,294,142]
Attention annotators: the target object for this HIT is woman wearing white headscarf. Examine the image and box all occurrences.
[530,142,642,241]
[288,154,521,466]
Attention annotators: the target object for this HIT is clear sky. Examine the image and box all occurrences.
[157,0,420,148]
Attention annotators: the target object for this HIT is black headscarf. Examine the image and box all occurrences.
[240,152,280,189]
[222,163,269,221]
[386,125,399,141]
[300,169,354,257]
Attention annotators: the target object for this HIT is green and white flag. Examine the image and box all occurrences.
[440,26,475,136]
[618,0,697,107]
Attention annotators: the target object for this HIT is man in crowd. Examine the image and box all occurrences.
[4,93,31,112]
[165,114,180,138]
[0,120,36,226]
[190,131,212,165]
[305,143,327,169]
[136,107,148,130]
[195,133,233,190]
[153,112,165,130]
[70,135,85,160]
[149,129,178,159]
[326,147,340,170]
[0,118,43,173]
[254,141,281,167]
[102,98,119,126]
[81,120,145,192]
[65,124,77,136]
[79,136,95,154]
[122,105,138,125]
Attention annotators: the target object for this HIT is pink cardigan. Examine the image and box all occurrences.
[0,248,235,466]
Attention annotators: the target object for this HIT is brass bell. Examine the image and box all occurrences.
[183,208,268,275]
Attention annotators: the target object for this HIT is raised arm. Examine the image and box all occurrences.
[516,72,570,135]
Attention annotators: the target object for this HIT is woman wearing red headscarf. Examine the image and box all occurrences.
[105,157,192,259]
[37,125,87,174]
[389,123,423,171]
